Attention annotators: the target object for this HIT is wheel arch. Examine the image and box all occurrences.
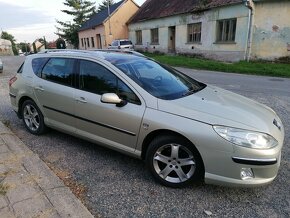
[17,96,35,118]
[141,129,205,170]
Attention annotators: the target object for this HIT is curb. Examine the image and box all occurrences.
[0,121,94,218]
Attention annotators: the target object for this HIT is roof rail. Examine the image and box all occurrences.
[38,49,145,57]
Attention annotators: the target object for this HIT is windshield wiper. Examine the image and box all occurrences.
[182,87,197,97]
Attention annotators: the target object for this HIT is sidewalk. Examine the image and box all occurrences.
[0,121,93,218]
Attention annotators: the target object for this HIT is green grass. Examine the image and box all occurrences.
[143,53,290,78]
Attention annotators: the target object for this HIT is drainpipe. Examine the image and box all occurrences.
[244,0,255,62]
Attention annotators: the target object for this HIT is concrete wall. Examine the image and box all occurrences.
[251,1,290,60]
[78,0,139,49]
[129,4,249,61]
[129,1,290,61]
[0,39,13,56]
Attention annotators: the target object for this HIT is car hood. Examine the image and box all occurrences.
[158,85,281,134]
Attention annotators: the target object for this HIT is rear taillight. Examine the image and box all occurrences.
[9,76,17,87]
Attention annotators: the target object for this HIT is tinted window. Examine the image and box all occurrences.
[79,60,140,105]
[41,58,75,86]
[120,40,132,46]
[32,58,49,76]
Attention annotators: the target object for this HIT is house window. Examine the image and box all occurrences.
[81,38,84,47]
[91,37,95,48]
[188,23,202,43]
[87,38,90,47]
[136,30,142,44]
[151,28,159,44]
[217,19,237,42]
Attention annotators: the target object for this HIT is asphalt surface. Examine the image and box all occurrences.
[0,56,289,217]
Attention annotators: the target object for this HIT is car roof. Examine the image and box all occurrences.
[27,49,148,64]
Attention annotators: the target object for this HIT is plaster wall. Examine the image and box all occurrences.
[129,4,249,61]
[251,1,290,60]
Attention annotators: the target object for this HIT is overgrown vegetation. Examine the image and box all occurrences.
[56,0,96,48]
[143,53,290,78]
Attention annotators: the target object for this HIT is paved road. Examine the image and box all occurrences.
[0,56,289,217]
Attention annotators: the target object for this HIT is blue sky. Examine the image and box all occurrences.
[0,0,145,43]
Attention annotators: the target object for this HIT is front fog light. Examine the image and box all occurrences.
[240,168,254,180]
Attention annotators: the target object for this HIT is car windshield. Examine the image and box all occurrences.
[105,54,206,100]
[120,41,132,46]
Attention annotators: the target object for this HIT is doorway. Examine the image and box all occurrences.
[96,34,102,49]
[168,26,176,53]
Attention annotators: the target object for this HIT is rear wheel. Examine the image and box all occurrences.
[146,135,204,188]
[21,100,47,135]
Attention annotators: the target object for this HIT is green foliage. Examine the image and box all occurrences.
[1,31,18,55]
[56,0,96,48]
[98,0,115,12]
[18,42,31,53]
[56,38,67,49]
[144,53,290,78]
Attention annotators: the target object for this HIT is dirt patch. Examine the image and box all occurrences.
[46,163,87,203]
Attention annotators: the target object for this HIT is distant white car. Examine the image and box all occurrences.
[108,39,134,50]
[0,58,3,73]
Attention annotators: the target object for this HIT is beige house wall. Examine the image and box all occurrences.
[251,1,290,59]
[78,26,105,50]
[103,0,139,46]
[78,0,139,49]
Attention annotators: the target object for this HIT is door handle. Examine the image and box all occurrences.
[34,86,44,92]
[76,97,87,103]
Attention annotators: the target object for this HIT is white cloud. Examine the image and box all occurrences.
[0,0,145,43]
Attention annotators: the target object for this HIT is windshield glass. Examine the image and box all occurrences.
[105,54,206,100]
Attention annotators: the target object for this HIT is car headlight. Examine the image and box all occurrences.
[213,126,278,149]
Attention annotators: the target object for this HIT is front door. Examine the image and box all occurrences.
[168,26,176,53]
[96,34,102,49]
[74,59,145,152]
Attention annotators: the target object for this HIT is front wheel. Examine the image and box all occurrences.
[21,100,47,135]
[146,135,204,188]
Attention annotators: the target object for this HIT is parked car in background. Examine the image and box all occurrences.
[0,58,3,73]
[9,50,284,188]
[108,39,134,50]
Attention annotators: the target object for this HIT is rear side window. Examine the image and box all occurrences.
[32,58,49,76]
[41,58,75,86]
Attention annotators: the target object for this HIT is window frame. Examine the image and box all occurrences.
[187,22,202,43]
[77,59,141,105]
[216,18,237,43]
[135,30,142,45]
[151,28,159,44]
[40,57,77,88]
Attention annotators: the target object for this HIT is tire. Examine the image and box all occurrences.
[146,135,204,188]
[21,100,47,135]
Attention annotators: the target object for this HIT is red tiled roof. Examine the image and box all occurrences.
[130,0,243,23]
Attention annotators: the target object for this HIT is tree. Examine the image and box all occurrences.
[1,31,18,55]
[56,0,96,48]
[98,0,115,12]
[56,38,66,49]
[18,42,31,53]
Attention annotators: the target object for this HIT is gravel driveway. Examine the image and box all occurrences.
[0,55,289,217]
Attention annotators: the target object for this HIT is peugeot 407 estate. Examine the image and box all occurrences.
[9,50,284,187]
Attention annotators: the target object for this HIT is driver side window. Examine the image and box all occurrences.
[79,60,141,105]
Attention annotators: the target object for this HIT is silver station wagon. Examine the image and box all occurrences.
[9,50,284,187]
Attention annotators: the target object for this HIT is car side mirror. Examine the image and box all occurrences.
[101,93,127,107]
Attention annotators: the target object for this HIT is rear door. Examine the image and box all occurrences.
[74,59,146,152]
[33,57,77,133]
